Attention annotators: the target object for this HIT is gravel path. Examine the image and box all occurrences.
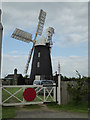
[14,104,88,118]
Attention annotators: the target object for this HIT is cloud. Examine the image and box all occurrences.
[54,4,88,47]
[9,51,18,54]
[1,2,88,78]
[52,55,88,77]
[2,54,88,78]
[2,54,30,77]
[2,2,88,47]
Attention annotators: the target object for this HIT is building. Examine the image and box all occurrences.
[29,27,54,85]
[3,69,25,85]
[29,36,53,84]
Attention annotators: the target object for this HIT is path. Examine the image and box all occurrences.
[14,104,88,118]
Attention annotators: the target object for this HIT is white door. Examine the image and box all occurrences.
[35,75,40,80]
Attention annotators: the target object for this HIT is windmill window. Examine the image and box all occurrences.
[37,62,40,68]
[38,52,40,57]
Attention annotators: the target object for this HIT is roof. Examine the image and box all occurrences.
[4,74,22,80]
[35,36,48,46]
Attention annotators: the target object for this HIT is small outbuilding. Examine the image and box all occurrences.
[3,69,25,85]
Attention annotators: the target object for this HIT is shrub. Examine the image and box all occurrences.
[67,77,88,104]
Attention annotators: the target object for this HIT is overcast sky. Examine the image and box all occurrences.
[1,1,88,78]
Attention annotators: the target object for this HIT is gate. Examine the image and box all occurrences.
[2,84,56,106]
[1,75,61,106]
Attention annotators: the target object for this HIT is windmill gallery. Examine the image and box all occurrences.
[5,9,58,85]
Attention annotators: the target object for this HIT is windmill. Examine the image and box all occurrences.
[11,9,54,84]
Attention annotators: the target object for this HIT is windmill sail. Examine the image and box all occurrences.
[37,9,46,35]
[25,44,35,74]
[25,9,46,74]
[11,28,33,43]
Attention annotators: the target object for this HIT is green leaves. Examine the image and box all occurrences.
[67,77,88,104]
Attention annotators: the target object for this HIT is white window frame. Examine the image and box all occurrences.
[37,62,40,68]
[38,52,40,57]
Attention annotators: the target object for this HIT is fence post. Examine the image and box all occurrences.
[23,86,25,104]
[44,87,46,102]
[0,80,2,104]
[0,79,2,120]
[57,74,61,105]
[53,83,56,102]
[0,9,3,120]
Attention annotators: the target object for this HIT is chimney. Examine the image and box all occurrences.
[14,68,17,85]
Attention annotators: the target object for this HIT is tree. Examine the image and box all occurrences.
[67,76,88,104]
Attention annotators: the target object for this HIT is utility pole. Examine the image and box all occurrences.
[58,62,61,105]
[58,62,60,75]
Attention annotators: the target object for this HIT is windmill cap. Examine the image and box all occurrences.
[35,36,47,46]
[46,27,55,37]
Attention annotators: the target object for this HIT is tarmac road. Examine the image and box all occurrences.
[15,110,88,118]
[14,105,88,118]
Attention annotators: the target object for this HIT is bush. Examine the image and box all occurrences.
[67,77,88,104]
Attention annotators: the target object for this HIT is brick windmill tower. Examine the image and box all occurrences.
[11,9,54,84]
[30,27,54,84]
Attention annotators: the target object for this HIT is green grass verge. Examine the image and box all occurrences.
[2,106,16,119]
[47,101,88,113]
[2,104,42,118]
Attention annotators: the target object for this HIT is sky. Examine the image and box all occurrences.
[0,1,88,78]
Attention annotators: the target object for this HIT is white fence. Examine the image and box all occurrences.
[2,84,56,106]
[0,75,61,106]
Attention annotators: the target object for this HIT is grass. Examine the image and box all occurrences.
[2,100,88,118]
[3,87,88,118]
[2,101,88,119]
[47,101,88,113]
[2,87,54,103]
[2,88,23,103]
[2,104,42,118]
[2,87,53,118]
[2,106,16,119]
